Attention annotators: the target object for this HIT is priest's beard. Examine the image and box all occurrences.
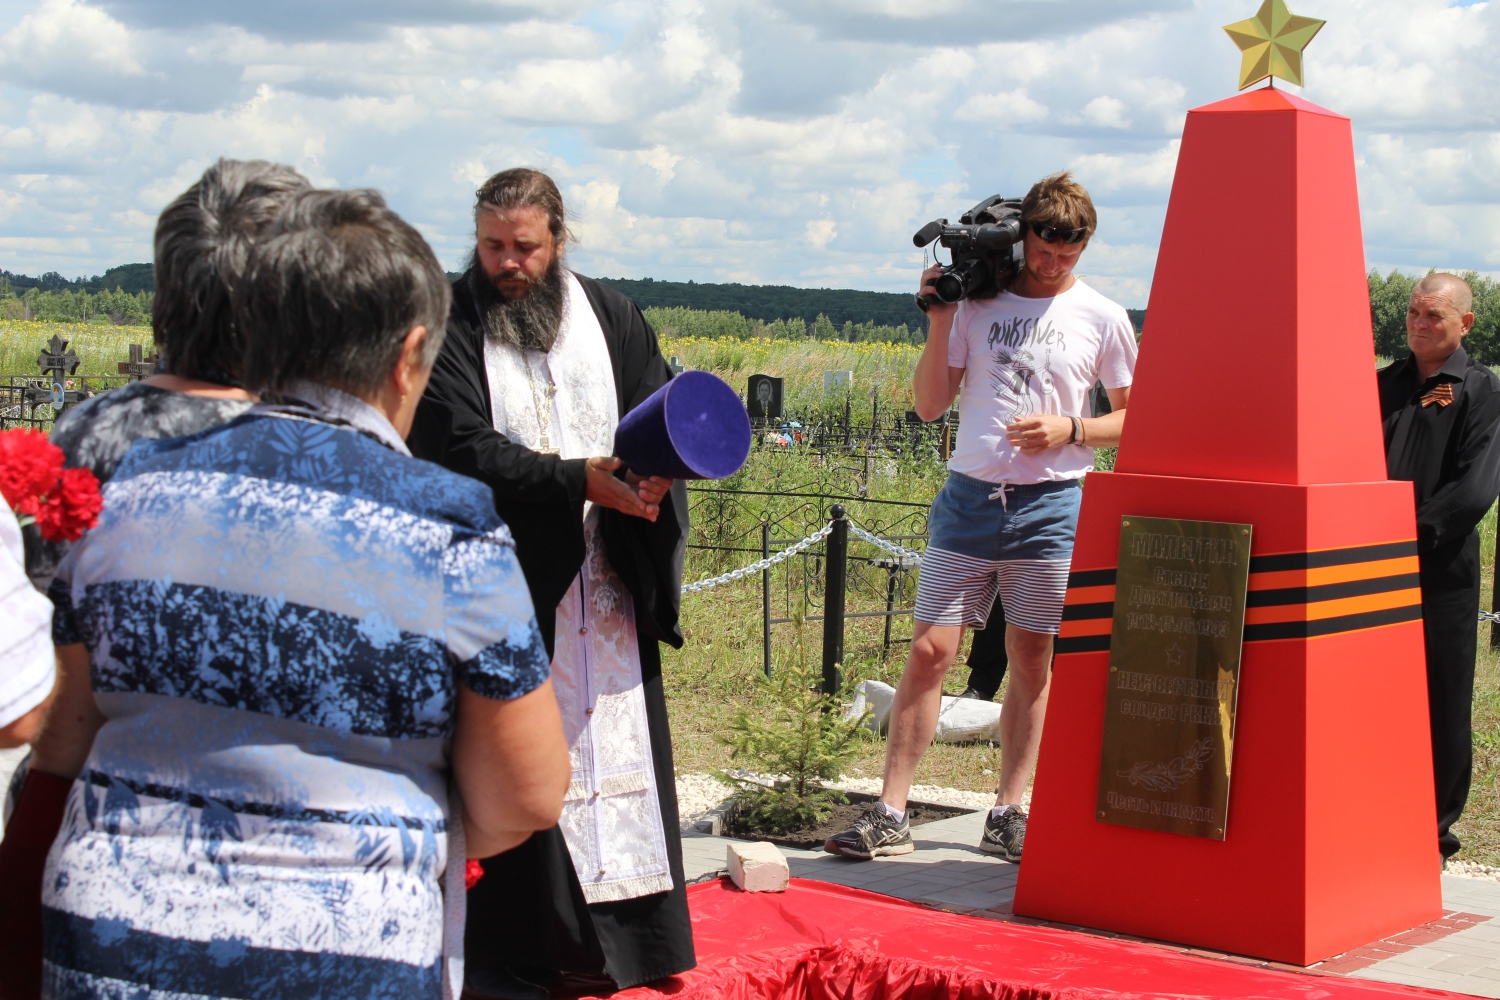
[470,247,567,353]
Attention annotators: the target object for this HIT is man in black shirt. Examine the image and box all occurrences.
[1377,272,1500,863]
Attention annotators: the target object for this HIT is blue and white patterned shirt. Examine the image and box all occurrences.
[42,397,550,1000]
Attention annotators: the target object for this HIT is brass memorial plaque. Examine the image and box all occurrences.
[1096,516,1252,840]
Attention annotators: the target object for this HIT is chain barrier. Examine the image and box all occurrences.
[681,520,931,595]
[846,523,924,567]
[1481,610,1500,624]
[681,522,834,594]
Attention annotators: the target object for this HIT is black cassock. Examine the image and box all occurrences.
[409,269,695,990]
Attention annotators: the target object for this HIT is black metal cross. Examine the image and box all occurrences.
[668,355,685,375]
[32,335,88,414]
[38,335,81,381]
[117,343,159,380]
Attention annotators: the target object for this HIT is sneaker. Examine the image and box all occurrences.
[980,806,1026,861]
[824,804,914,859]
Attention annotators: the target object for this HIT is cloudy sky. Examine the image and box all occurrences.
[0,0,1492,307]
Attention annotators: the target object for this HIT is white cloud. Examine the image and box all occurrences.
[1080,96,1131,129]
[0,0,1490,307]
[953,89,1049,125]
[805,218,836,249]
[1071,140,1181,196]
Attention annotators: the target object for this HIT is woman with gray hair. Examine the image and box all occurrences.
[0,158,310,1000]
[40,188,569,1000]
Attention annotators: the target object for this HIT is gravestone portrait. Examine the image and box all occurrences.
[747,374,783,422]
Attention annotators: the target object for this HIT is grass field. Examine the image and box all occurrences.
[0,320,151,374]
[6,321,1500,864]
[662,330,923,415]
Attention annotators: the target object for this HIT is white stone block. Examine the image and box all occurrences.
[726,841,789,893]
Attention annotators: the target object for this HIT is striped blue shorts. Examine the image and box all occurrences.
[915,472,1081,634]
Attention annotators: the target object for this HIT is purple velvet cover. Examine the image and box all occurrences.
[615,370,751,479]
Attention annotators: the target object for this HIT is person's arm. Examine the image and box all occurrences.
[1416,380,1500,551]
[1010,313,1138,454]
[26,643,104,776]
[1082,385,1130,448]
[590,290,688,646]
[913,266,967,421]
[443,518,569,856]
[0,691,49,748]
[452,679,569,858]
[1,516,59,748]
[1007,385,1130,452]
[411,308,662,521]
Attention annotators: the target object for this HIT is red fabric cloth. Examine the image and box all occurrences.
[598,879,1467,1000]
[0,769,71,1000]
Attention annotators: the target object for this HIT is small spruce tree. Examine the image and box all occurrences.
[718,657,867,835]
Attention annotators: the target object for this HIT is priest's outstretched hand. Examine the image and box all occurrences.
[585,456,672,522]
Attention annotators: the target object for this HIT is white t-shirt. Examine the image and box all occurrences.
[947,279,1138,484]
[1,504,54,729]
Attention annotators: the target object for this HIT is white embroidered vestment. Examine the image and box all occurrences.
[481,271,673,904]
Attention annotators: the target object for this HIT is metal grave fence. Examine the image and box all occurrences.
[1,335,143,430]
[683,487,930,691]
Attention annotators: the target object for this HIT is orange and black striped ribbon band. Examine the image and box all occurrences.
[1055,540,1421,655]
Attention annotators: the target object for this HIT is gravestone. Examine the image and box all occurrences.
[747,374,783,422]
[118,343,160,381]
[34,334,87,414]
[38,334,80,381]
[823,370,853,395]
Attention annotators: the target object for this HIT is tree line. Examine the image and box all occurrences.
[0,263,154,296]
[643,306,922,344]
[597,276,927,330]
[1369,270,1500,363]
[0,280,151,325]
[3,264,1494,359]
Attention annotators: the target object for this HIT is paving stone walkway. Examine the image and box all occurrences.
[682,812,1500,998]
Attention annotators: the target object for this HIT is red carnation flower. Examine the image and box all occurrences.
[464,859,485,891]
[34,466,104,542]
[1,427,102,541]
[0,428,64,510]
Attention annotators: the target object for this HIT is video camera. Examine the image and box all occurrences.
[911,195,1024,310]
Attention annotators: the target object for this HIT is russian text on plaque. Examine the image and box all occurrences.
[1097,516,1251,840]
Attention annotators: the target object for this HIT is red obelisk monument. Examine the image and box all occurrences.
[1012,16,1443,965]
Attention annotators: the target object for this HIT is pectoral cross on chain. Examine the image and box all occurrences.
[525,354,561,455]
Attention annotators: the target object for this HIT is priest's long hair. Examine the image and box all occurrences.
[470,167,574,353]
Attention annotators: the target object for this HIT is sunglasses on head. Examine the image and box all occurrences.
[1028,220,1088,245]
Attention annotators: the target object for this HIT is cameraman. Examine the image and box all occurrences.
[826,172,1136,862]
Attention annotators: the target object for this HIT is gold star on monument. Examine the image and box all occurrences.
[1223,0,1326,90]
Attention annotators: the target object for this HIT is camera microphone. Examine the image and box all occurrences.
[912,220,945,247]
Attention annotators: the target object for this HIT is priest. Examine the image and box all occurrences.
[409,168,695,998]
